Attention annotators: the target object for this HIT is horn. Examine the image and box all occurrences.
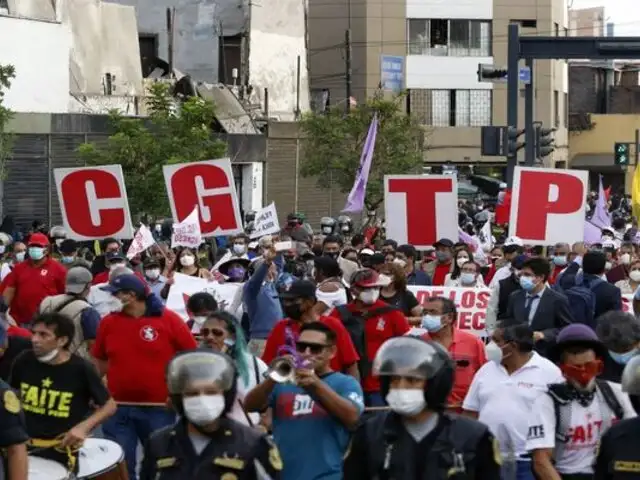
[267,357,296,384]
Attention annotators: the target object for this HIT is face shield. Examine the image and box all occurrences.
[167,350,236,395]
[373,336,452,381]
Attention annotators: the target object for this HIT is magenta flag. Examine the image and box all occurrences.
[342,114,378,213]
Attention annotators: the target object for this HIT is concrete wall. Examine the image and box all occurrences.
[6,0,55,20]
[0,16,71,113]
[247,0,310,120]
[406,57,494,90]
[109,0,246,83]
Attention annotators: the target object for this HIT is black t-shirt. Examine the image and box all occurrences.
[9,351,110,439]
[0,336,31,382]
[381,289,419,316]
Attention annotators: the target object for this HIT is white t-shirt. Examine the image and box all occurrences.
[525,381,637,474]
[316,287,347,315]
[489,264,512,288]
[463,352,564,457]
[228,352,269,427]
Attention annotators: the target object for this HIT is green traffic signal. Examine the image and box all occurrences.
[614,142,630,165]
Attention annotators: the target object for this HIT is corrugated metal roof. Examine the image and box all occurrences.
[197,83,260,135]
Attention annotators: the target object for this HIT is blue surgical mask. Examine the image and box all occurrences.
[15,252,25,262]
[519,276,536,291]
[609,349,638,365]
[460,272,476,285]
[553,256,567,267]
[61,256,74,264]
[421,314,443,332]
[28,247,45,261]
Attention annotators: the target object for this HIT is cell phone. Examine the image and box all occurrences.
[275,241,293,252]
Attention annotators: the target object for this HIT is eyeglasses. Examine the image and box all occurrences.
[200,328,225,338]
[295,342,326,354]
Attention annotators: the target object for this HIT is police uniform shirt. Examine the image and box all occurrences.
[593,417,640,479]
[463,351,563,457]
[0,379,29,479]
[525,381,637,475]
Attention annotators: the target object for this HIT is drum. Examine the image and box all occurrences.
[77,438,128,480]
[28,456,70,480]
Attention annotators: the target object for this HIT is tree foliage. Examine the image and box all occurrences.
[78,82,227,217]
[0,64,16,180]
[299,92,425,210]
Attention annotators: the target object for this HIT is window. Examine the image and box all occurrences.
[554,90,559,127]
[406,19,491,56]
[425,89,491,126]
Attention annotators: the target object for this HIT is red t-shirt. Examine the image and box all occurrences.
[7,325,32,338]
[329,300,411,393]
[262,316,359,373]
[5,258,66,324]
[91,307,197,403]
[549,265,564,285]
[432,262,451,286]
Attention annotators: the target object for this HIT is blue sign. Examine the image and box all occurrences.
[519,66,531,84]
[381,55,404,93]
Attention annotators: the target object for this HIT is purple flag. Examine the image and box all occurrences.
[342,114,378,213]
[590,175,611,230]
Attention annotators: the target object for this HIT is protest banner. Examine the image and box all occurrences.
[54,165,134,240]
[166,273,240,321]
[407,286,490,338]
[384,175,458,249]
[250,203,280,239]
[509,167,589,245]
[171,207,202,248]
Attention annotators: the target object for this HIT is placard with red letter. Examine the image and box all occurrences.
[54,165,134,240]
[384,175,458,249]
[508,167,588,245]
[163,158,243,238]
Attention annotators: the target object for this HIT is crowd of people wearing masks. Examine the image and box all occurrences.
[1,210,640,480]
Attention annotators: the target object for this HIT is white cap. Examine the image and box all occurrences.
[359,248,375,256]
[504,236,523,247]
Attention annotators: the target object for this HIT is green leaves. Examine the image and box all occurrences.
[299,92,424,210]
[78,82,226,218]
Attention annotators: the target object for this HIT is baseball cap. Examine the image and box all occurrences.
[433,238,454,248]
[350,268,392,288]
[66,266,93,294]
[279,279,317,300]
[100,273,146,296]
[142,257,160,270]
[28,232,49,247]
[106,252,126,262]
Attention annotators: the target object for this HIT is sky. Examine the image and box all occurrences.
[570,0,640,35]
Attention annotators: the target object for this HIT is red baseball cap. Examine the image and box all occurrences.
[28,233,50,247]
[350,268,391,288]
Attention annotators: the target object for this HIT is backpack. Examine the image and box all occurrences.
[335,304,399,379]
[557,276,603,328]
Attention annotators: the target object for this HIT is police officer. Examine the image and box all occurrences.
[140,350,282,480]
[320,217,337,236]
[594,354,640,480]
[343,336,502,480]
[0,378,29,480]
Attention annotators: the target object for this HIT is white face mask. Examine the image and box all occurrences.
[36,349,59,363]
[145,269,161,280]
[232,244,246,255]
[456,257,469,268]
[605,261,613,271]
[180,255,195,267]
[183,394,225,425]
[110,262,125,271]
[485,341,503,364]
[192,316,207,325]
[111,298,124,312]
[385,389,426,416]
[620,253,632,265]
[630,270,640,282]
[358,289,380,304]
[459,272,476,285]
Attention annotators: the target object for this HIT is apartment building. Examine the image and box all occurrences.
[308,0,569,173]
[569,6,605,37]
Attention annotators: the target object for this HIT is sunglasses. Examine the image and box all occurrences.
[200,328,225,338]
[295,342,326,354]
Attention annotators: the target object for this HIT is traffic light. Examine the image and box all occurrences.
[614,142,630,165]
[535,126,556,159]
[503,126,525,157]
[477,64,508,83]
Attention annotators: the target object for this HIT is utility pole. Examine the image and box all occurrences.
[345,29,352,113]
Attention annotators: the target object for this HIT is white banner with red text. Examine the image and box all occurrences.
[166,273,240,321]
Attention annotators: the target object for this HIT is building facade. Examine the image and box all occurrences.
[307,0,569,173]
[568,6,604,37]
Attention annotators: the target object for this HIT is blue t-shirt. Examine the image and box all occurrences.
[269,372,364,480]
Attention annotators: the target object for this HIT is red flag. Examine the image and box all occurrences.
[604,186,611,201]
[494,189,511,225]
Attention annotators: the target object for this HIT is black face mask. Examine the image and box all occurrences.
[324,252,339,260]
[283,303,303,320]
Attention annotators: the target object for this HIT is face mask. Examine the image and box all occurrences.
[180,255,195,267]
[109,262,125,271]
[553,256,567,267]
[193,316,208,325]
[183,394,225,426]
[456,257,469,268]
[227,267,246,281]
[519,276,536,291]
[385,389,426,416]
[435,251,451,263]
[560,361,602,389]
[233,244,246,255]
[421,314,444,332]
[15,252,25,262]
[629,270,640,282]
[459,272,476,285]
[605,261,612,271]
[324,252,339,260]
[36,349,59,363]
[61,256,74,264]
[111,297,124,312]
[28,247,45,261]
[283,303,303,320]
[358,289,380,305]
[620,253,632,265]
[145,269,161,280]
[322,226,333,234]
[485,341,503,364]
[608,349,638,365]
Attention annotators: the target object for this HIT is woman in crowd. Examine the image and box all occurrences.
[379,262,422,325]
[614,258,640,294]
[161,246,213,299]
[444,247,484,286]
[446,260,485,288]
[199,311,268,427]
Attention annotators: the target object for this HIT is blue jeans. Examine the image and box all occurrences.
[102,406,176,480]
[502,460,535,480]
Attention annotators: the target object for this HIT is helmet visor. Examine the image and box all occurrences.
[167,350,235,394]
[373,337,451,380]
